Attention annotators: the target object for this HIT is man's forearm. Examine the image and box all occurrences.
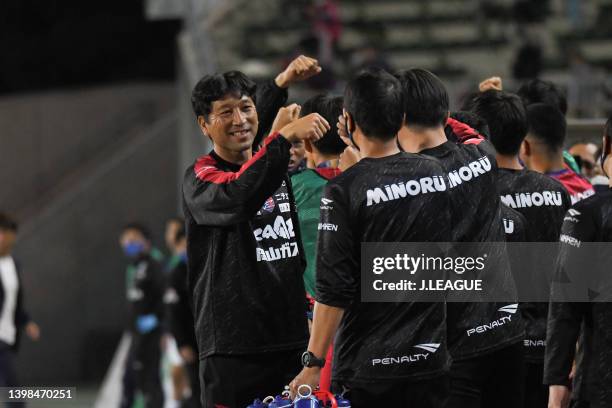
[307,302,344,358]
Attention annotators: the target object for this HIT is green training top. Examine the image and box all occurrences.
[291,168,340,297]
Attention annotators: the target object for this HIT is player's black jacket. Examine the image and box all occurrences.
[126,254,165,334]
[545,187,612,406]
[182,132,309,358]
[502,205,528,242]
[316,152,452,384]
[420,138,524,360]
[497,168,572,363]
[164,258,197,350]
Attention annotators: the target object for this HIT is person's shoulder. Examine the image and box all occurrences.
[524,169,568,190]
[291,168,317,184]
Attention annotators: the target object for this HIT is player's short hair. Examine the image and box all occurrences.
[395,68,449,128]
[469,90,528,155]
[301,94,346,155]
[344,68,404,141]
[517,79,567,115]
[191,71,257,121]
[526,103,567,153]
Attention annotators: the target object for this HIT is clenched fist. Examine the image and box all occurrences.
[272,103,302,133]
[280,113,330,143]
[479,76,503,92]
[275,55,322,88]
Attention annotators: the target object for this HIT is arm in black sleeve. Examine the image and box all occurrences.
[315,181,357,309]
[544,205,597,385]
[253,79,288,149]
[183,133,291,227]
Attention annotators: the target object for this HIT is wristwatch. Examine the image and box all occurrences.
[301,351,325,368]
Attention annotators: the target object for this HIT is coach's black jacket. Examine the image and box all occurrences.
[0,257,31,352]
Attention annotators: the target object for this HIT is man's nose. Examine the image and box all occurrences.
[232,108,246,125]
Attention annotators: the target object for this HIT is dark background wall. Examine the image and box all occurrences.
[0,0,180,94]
[11,101,179,384]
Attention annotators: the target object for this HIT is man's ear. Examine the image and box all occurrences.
[197,116,212,141]
[304,139,313,154]
[343,109,355,134]
[521,138,531,157]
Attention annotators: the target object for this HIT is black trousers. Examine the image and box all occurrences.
[120,330,164,408]
[524,362,548,408]
[199,349,302,408]
[337,375,450,408]
[446,341,525,408]
[0,343,24,408]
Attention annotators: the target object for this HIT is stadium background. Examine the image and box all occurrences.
[1,0,611,405]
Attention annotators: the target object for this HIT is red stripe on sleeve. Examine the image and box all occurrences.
[446,117,484,144]
[194,132,282,184]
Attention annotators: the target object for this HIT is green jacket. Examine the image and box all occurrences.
[291,168,341,297]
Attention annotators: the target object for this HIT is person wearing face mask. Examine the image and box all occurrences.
[0,213,40,408]
[118,222,165,408]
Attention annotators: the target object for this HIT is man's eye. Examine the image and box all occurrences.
[220,111,232,116]
[242,106,254,112]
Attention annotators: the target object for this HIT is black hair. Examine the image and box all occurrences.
[394,68,449,128]
[517,79,567,115]
[470,90,528,155]
[449,111,491,139]
[121,222,152,242]
[526,103,567,153]
[191,71,257,121]
[344,68,404,140]
[301,94,346,155]
[0,213,17,232]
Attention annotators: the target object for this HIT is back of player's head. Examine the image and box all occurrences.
[469,90,528,155]
[394,68,449,128]
[517,79,567,115]
[301,94,346,155]
[191,71,257,121]
[526,103,566,153]
[344,68,404,140]
[0,212,17,233]
[449,111,490,139]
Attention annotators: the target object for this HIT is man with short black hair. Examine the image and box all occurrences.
[395,68,525,408]
[119,222,165,408]
[183,66,330,406]
[470,90,572,407]
[517,79,568,115]
[522,103,595,204]
[290,68,453,406]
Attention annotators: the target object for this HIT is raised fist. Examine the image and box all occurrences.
[280,113,330,143]
[271,103,302,133]
[275,55,322,88]
[479,76,503,92]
